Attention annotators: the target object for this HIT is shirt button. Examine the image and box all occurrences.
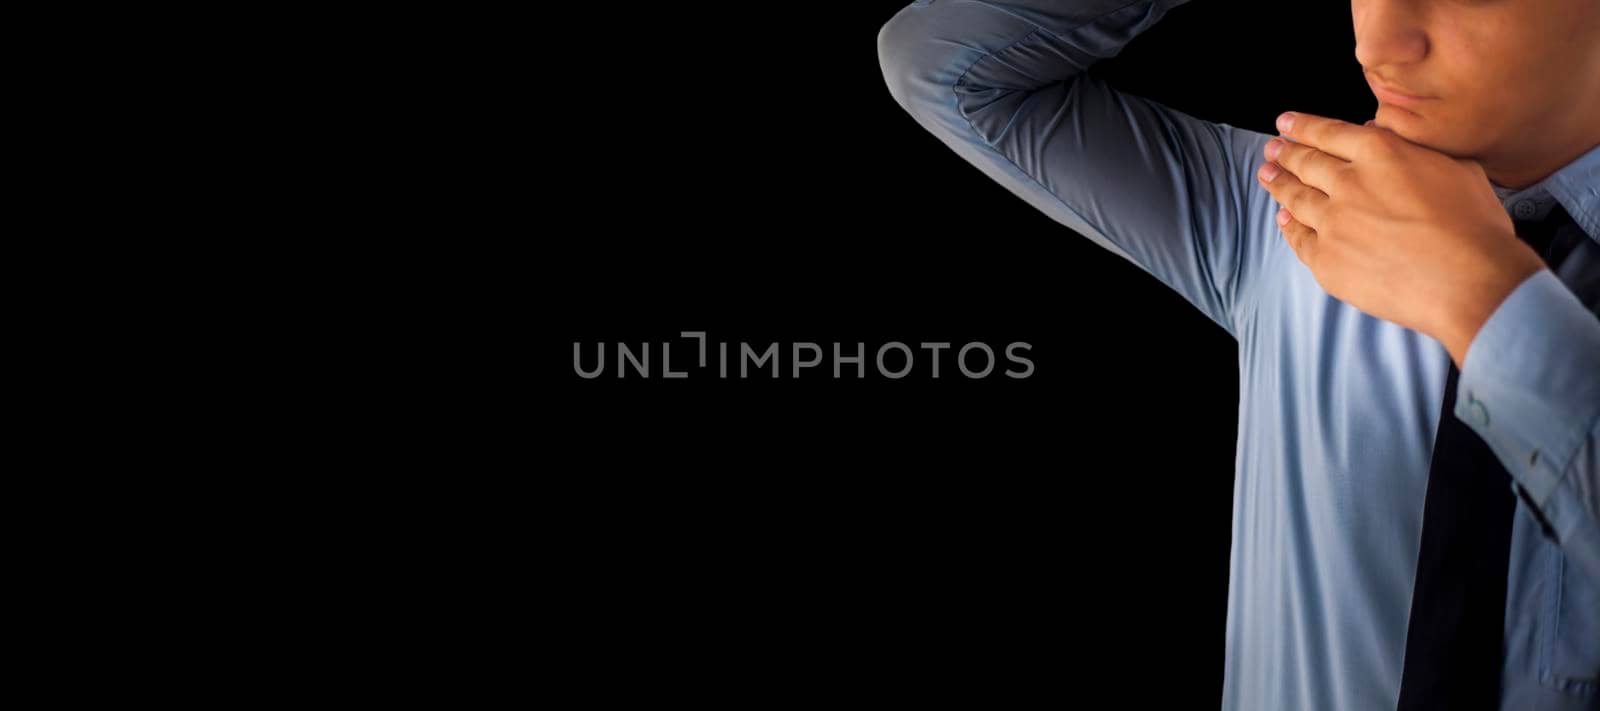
[1466,391,1490,427]
[1513,200,1537,219]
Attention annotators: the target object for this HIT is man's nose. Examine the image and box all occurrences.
[1353,0,1429,71]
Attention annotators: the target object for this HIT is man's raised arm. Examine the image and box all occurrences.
[877,0,1277,339]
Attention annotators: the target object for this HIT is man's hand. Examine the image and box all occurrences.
[1256,111,1548,369]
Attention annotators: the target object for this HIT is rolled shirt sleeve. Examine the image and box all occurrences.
[1455,267,1600,582]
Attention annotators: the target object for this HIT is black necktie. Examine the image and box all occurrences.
[1395,202,1582,711]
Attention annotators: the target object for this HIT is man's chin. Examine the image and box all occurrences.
[1381,122,1475,162]
[1372,107,1437,147]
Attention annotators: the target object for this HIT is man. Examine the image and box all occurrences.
[876,1,1598,709]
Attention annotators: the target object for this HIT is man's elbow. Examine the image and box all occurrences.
[876,5,943,116]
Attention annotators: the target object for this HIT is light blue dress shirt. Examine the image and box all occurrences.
[876,1,1600,709]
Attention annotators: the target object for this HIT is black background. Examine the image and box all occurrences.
[537,1,1374,704]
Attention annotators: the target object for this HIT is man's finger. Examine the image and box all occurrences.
[1277,111,1372,162]
[1265,138,1350,195]
[1279,212,1317,267]
[1258,160,1331,230]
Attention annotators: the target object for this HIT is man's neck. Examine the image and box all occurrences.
[1480,121,1600,191]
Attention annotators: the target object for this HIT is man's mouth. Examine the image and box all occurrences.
[1366,74,1436,106]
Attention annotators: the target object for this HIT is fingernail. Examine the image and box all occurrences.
[1277,208,1291,226]
[1259,162,1281,183]
[1277,112,1295,133]
[1266,138,1284,160]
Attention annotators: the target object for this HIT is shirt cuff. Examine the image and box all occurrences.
[1454,268,1600,519]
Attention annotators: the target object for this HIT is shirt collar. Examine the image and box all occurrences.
[1490,143,1600,244]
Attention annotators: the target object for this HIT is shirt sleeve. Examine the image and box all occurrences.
[876,0,1277,340]
[1455,268,1600,584]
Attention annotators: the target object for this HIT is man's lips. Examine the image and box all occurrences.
[1366,74,1436,106]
